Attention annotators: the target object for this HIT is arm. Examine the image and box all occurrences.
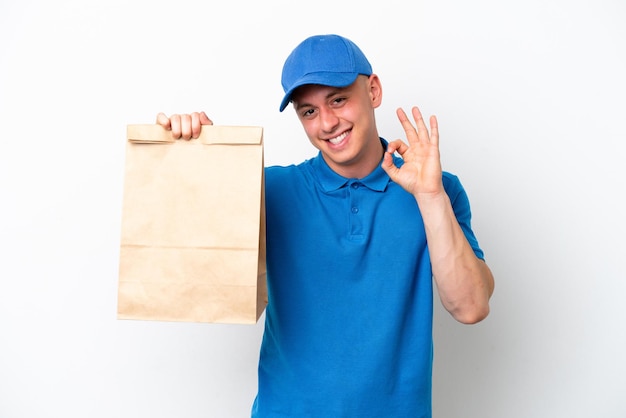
[156,111,213,139]
[381,107,494,324]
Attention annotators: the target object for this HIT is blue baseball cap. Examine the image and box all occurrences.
[279,34,373,112]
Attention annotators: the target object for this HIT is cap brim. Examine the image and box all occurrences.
[279,72,360,112]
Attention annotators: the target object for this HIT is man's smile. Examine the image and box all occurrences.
[327,130,349,145]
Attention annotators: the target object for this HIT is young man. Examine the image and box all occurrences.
[157,34,494,417]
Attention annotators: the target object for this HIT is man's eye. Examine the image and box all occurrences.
[333,97,346,105]
[303,109,315,117]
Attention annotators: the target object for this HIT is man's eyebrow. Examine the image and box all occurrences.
[293,87,348,110]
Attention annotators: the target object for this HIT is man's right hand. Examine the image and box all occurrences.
[156,111,213,140]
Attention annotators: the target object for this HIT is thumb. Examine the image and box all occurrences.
[381,151,400,181]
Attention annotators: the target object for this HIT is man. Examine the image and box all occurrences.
[157,34,494,417]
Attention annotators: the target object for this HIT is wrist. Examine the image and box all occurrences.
[414,190,453,224]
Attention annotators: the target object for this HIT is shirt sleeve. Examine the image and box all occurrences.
[442,172,485,260]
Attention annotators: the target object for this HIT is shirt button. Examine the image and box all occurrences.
[351,183,359,189]
[351,207,359,214]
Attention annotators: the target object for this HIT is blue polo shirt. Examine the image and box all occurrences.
[252,140,483,417]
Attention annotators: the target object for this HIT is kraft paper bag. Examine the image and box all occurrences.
[117,124,267,324]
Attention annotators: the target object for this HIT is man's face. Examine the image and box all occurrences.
[291,75,383,178]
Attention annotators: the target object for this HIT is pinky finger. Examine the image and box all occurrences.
[429,115,439,145]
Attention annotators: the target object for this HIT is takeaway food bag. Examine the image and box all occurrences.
[117,124,267,324]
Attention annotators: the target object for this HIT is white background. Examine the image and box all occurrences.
[1,0,625,417]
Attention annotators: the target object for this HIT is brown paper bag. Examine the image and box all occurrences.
[117,124,267,324]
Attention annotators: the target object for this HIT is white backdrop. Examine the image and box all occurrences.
[1,0,625,417]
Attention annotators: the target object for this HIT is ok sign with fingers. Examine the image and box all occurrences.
[383,106,494,324]
[381,106,444,199]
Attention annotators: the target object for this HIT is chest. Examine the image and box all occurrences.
[266,179,426,257]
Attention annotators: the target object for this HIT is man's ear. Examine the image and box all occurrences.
[368,74,383,108]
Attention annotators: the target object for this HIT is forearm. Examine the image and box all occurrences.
[416,192,495,324]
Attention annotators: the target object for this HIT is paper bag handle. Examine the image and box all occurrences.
[127,124,263,145]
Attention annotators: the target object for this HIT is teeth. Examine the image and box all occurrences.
[329,132,347,145]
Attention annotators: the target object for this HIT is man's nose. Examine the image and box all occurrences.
[319,107,340,133]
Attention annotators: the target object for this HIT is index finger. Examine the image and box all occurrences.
[156,112,172,130]
[198,111,213,126]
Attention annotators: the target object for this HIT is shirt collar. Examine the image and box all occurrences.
[311,138,392,192]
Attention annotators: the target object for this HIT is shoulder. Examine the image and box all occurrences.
[264,159,315,191]
[442,171,473,213]
[442,171,461,189]
[442,171,465,198]
[265,161,308,181]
